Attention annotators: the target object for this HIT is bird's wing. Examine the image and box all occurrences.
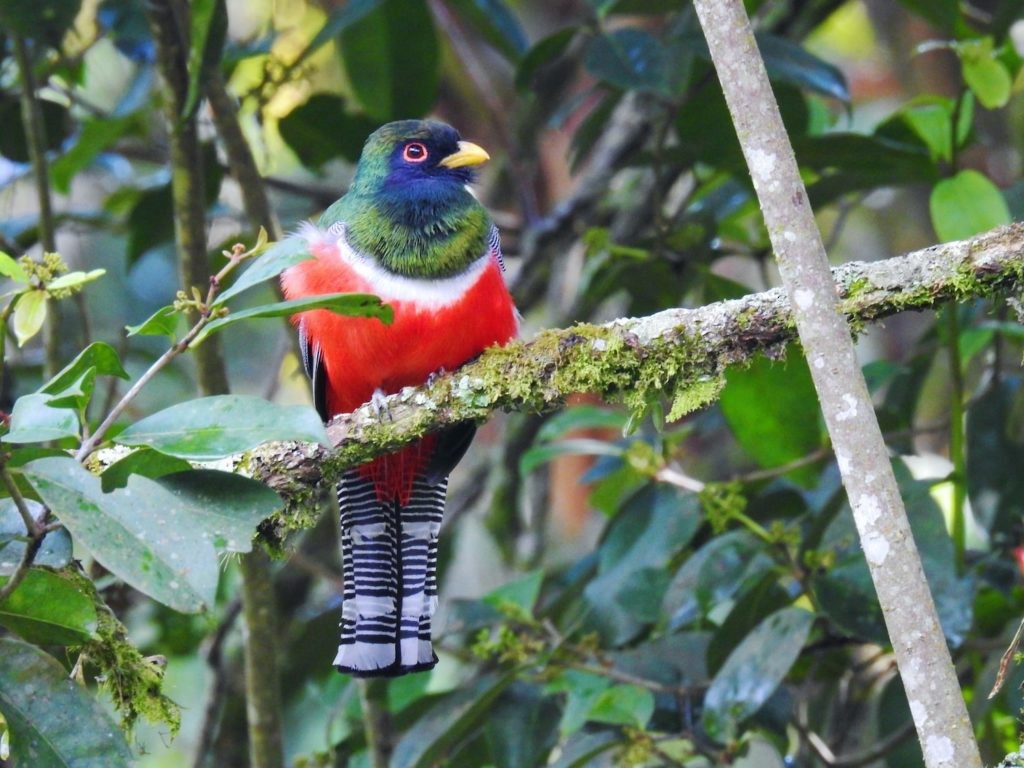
[298,319,329,421]
[487,223,506,272]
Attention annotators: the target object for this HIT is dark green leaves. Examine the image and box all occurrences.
[279,95,377,169]
[0,569,98,645]
[702,607,814,741]
[756,34,849,103]
[115,395,330,460]
[0,638,134,768]
[21,457,220,613]
[585,28,667,93]
[447,0,528,60]
[339,0,440,121]
[720,348,822,487]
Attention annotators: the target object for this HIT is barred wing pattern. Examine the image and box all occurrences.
[333,470,445,676]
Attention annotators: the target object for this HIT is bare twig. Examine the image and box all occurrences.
[0,465,45,602]
[691,2,982,766]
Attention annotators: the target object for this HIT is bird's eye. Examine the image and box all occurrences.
[403,142,428,163]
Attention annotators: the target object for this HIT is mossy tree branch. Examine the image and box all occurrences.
[245,222,1024,542]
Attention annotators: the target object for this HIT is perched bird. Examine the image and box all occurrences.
[281,120,519,677]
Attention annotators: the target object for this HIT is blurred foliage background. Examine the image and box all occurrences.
[1,0,1024,766]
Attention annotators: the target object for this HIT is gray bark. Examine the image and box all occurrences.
[691,1,983,765]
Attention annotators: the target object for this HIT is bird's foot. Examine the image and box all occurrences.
[370,388,393,422]
[425,367,447,388]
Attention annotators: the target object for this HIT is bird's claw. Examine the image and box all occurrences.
[425,367,447,388]
[370,388,393,422]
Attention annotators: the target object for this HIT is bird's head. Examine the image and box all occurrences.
[349,120,490,201]
[331,120,494,278]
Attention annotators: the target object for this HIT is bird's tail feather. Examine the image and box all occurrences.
[334,470,445,677]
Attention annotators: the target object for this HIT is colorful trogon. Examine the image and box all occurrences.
[281,120,519,677]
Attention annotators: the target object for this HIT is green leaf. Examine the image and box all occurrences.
[962,57,1012,110]
[756,34,849,102]
[126,305,180,337]
[516,27,577,90]
[153,470,282,552]
[0,95,71,163]
[300,0,384,64]
[45,269,105,292]
[584,28,667,93]
[0,637,133,768]
[20,457,220,613]
[278,95,378,170]
[12,290,47,348]
[115,395,330,460]
[0,569,98,645]
[585,486,702,644]
[545,670,610,737]
[39,342,129,412]
[100,448,193,492]
[194,292,392,346]
[3,394,79,444]
[446,0,529,60]
[536,406,628,441]
[0,252,29,284]
[51,115,141,194]
[215,236,314,305]
[897,99,954,163]
[519,438,624,476]
[930,169,1012,242]
[587,684,654,728]
[183,0,228,119]
[701,607,814,741]
[0,500,72,571]
[391,673,516,768]
[813,461,974,648]
[339,0,441,121]
[720,346,822,487]
[483,570,543,614]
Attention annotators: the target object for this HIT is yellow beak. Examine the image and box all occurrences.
[438,140,490,169]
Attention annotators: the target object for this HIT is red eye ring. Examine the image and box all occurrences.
[403,142,428,163]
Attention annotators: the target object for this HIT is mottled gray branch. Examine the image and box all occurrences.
[692,1,982,766]
[248,222,1024,543]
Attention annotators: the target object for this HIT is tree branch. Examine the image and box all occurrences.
[12,35,61,380]
[692,2,982,766]
[247,222,1024,542]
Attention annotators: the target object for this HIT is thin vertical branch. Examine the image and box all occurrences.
[12,35,61,380]
[237,551,285,768]
[357,679,393,768]
[691,2,982,767]
[146,0,229,398]
[206,72,283,241]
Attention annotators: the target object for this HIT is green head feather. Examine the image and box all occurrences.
[320,120,492,279]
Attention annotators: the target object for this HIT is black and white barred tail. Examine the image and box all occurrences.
[334,470,446,677]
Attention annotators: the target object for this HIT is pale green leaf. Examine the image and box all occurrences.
[12,290,47,347]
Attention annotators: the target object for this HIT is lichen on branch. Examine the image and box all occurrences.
[247,222,1024,542]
